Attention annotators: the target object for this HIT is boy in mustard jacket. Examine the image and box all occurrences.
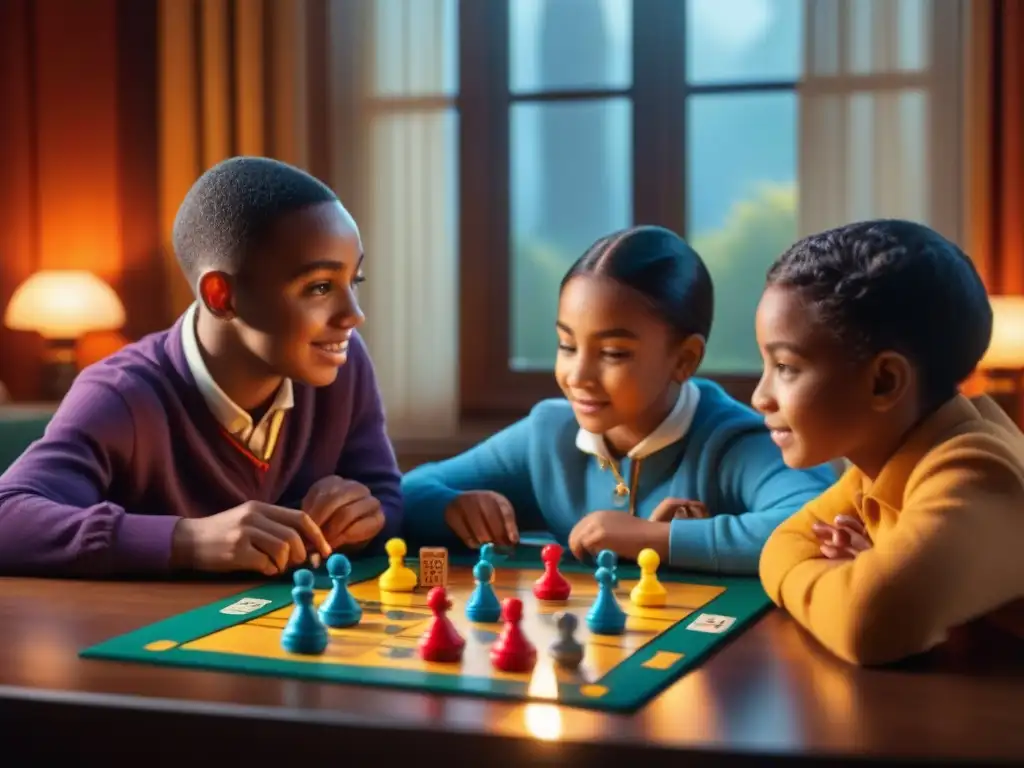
[753,218,1024,666]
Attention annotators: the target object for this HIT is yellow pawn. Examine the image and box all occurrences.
[630,548,667,607]
[379,538,418,592]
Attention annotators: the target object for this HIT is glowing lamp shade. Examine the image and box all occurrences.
[980,296,1024,370]
[4,270,125,340]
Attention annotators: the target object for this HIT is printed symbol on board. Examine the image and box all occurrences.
[220,598,273,615]
[686,613,736,634]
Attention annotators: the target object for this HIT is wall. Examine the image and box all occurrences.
[0,0,165,401]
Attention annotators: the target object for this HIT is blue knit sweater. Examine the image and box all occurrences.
[401,379,835,574]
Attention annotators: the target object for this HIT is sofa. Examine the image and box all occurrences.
[0,405,53,473]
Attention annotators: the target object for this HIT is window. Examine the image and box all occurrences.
[341,0,462,439]
[458,0,964,422]
[340,0,964,435]
[459,0,805,420]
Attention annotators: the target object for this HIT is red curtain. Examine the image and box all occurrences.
[968,0,1024,295]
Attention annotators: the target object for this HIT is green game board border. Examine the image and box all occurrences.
[80,548,772,713]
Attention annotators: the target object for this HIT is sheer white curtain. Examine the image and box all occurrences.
[798,0,967,243]
[329,0,460,441]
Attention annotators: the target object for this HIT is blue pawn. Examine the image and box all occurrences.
[281,568,329,654]
[586,566,626,636]
[465,560,501,622]
[596,549,618,588]
[318,554,362,628]
[479,540,514,562]
[479,542,495,563]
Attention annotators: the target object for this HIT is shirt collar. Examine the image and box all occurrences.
[575,380,701,461]
[857,393,1012,513]
[180,302,294,433]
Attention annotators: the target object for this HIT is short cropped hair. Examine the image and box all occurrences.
[172,156,338,286]
[766,218,992,407]
[561,225,714,342]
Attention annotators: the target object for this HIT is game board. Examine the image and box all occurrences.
[80,546,772,713]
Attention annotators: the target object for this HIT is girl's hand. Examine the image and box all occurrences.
[649,497,709,522]
[812,514,872,559]
[568,510,670,562]
[443,490,519,548]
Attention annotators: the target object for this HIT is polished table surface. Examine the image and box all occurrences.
[2,576,1023,766]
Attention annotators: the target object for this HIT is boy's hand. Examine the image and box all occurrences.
[302,476,385,550]
[568,510,670,562]
[444,491,519,548]
[171,501,331,576]
[649,497,709,522]
[812,514,872,559]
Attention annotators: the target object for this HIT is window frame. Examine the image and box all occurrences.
[458,0,797,422]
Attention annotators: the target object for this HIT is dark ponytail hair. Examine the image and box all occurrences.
[560,225,714,341]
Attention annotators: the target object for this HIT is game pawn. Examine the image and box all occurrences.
[418,586,466,663]
[596,549,619,588]
[318,553,363,628]
[586,566,626,635]
[490,597,537,673]
[533,543,572,602]
[281,569,329,655]
[475,542,501,583]
[378,537,418,593]
[630,548,667,607]
[549,611,584,670]
[465,560,502,622]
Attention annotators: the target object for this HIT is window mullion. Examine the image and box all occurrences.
[632,0,687,233]
[458,0,512,418]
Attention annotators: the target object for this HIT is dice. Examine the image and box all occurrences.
[418,546,448,588]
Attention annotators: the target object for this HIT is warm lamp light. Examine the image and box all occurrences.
[977,295,1024,426]
[4,270,126,400]
[980,296,1024,369]
[5,270,125,339]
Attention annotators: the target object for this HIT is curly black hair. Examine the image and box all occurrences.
[766,219,992,407]
[171,156,339,288]
[561,225,714,342]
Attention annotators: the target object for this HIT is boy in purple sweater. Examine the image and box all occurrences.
[0,157,402,577]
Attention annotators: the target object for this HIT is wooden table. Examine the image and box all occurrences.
[2,577,1023,766]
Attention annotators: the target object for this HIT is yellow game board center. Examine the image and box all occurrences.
[379,537,418,592]
[630,548,668,607]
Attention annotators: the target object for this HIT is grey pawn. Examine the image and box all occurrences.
[549,611,584,669]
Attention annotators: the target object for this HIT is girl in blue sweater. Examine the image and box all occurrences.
[402,226,835,574]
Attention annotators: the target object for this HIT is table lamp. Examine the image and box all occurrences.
[4,270,126,401]
[977,295,1024,426]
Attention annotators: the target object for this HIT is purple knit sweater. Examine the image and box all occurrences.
[0,315,402,576]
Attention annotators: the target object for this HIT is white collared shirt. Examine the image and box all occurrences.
[180,302,294,461]
[575,380,701,462]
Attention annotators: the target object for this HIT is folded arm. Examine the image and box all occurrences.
[668,429,836,574]
[0,380,179,576]
[760,437,1024,665]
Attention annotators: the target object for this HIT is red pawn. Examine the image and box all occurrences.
[418,586,466,663]
[490,597,537,673]
[533,543,572,601]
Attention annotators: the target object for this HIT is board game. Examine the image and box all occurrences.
[80,540,772,713]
